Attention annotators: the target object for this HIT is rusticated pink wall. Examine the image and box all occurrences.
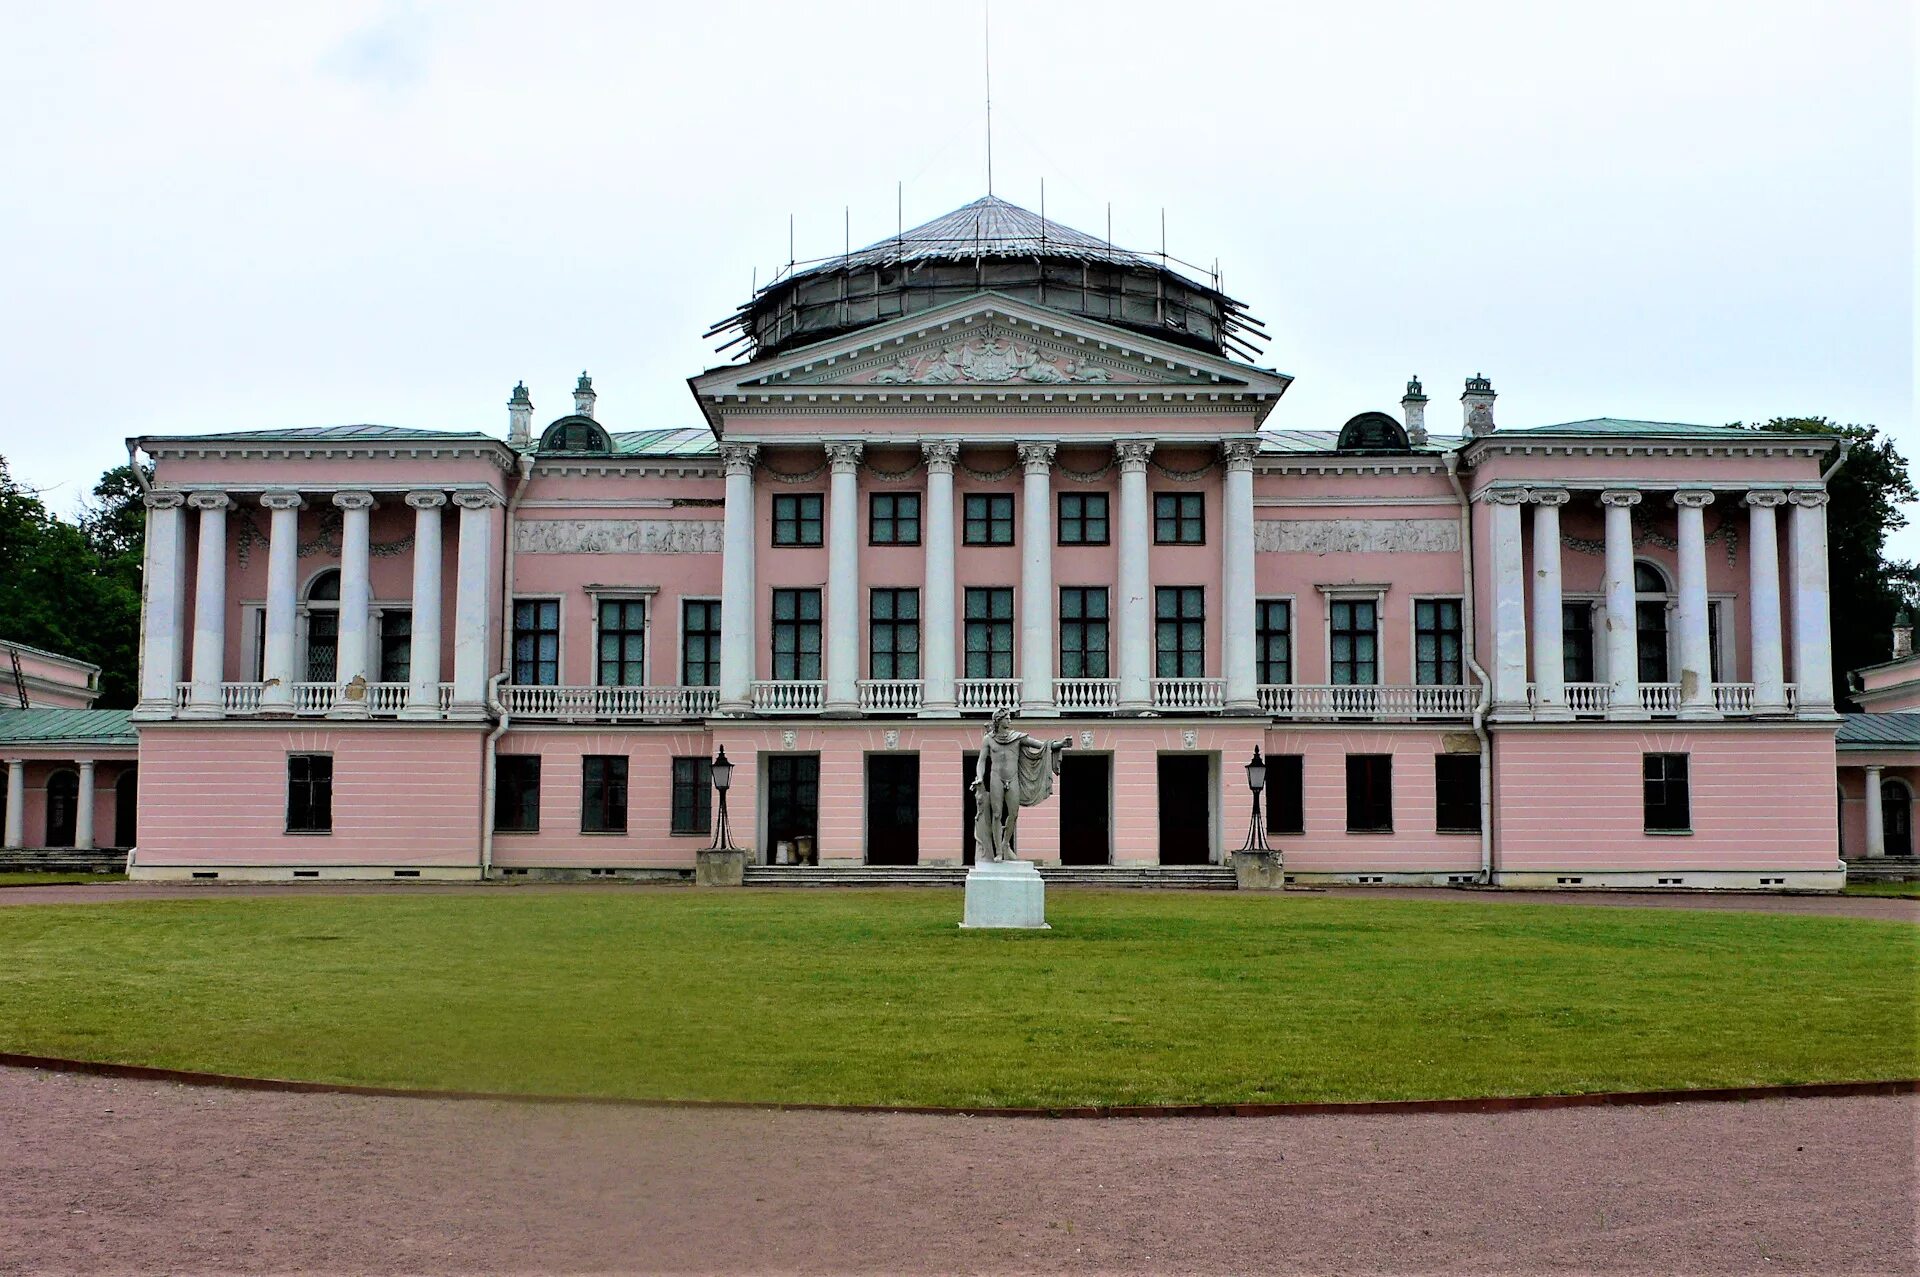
[0,758,139,849]
[1262,727,1483,874]
[492,727,714,868]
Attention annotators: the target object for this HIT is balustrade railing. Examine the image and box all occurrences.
[1565,683,1611,714]
[858,679,923,713]
[955,678,1022,713]
[500,684,719,720]
[1713,683,1756,714]
[751,680,825,714]
[363,682,408,714]
[1152,678,1225,713]
[222,682,265,713]
[1260,683,1476,720]
[1640,683,1681,714]
[292,683,337,714]
[1055,678,1118,712]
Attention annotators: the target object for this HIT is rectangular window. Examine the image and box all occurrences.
[1563,602,1596,684]
[1057,492,1109,545]
[1155,586,1206,678]
[582,754,629,834]
[1435,754,1481,833]
[512,599,560,686]
[1346,754,1393,832]
[597,599,648,686]
[1637,601,1669,683]
[494,755,541,833]
[378,609,411,684]
[1256,599,1293,685]
[1414,598,1463,686]
[771,588,823,681]
[286,753,333,833]
[869,588,920,680]
[772,493,824,546]
[868,492,921,545]
[964,587,1014,678]
[1644,753,1691,831]
[1059,587,1109,678]
[1708,601,1724,683]
[1266,753,1305,835]
[681,600,721,687]
[1154,492,1205,544]
[1330,598,1379,686]
[963,493,1014,545]
[671,756,712,836]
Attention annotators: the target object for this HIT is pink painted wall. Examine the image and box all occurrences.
[0,758,139,849]
[3,646,101,708]
[1263,727,1484,874]
[722,410,1264,443]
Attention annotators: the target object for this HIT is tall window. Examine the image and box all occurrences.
[772,493,823,546]
[964,494,1014,545]
[1154,492,1205,544]
[1563,602,1596,683]
[1635,562,1670,683]
[1435,755,1481,832]
[1330,598,1379,686]
[1708,601,1724,683]
[597,599,648,686]
[869,493,921,545]
[1346,754,1393,832]
[771,589,823,680]
[671,756,712,836]
[305,569,340,683]
[1644,753,1690,831]
[1059,587,1109,678]
[964,587,1014,678]
[1266,753,1305,835]
[582,754,629,834]
[1058,492,1109,545]
[869,588,920,680]
[378,610,411,683]
[513,600,560,685]
[1414,599,1462,685]
[287,754,333,833]
[494,755,541,833]
[681,600,721,687]
[1256,600,1292,685]
[1155,587,1205,678]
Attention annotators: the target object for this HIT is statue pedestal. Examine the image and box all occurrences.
[961,859,1050,930]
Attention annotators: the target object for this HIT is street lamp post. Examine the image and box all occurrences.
[710,744,736,851]
[1240,746,1270,853]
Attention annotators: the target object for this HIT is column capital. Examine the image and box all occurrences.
[186,491,231,512]
[405,490,449,510]
[259,490,306,511]
[1016,442,1057,473]
[1527,487,1571,507]
[921,440,960,471]
[144,489,187,510]
[1788,490,1830,509]
[1114,440,1155,470]
[1742,489,1790,508]
[1598,489,1643,507]
[1672,489,1716,509]
[1481,486,1529,506]
[825,441,864,472]
[719,442,760,476]
[451,489,502,510]
[331,490,377,512]
[1222,438,1260,471]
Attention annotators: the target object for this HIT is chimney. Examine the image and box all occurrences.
[507,381,533,447]
[1895,609,1914,660]
[573,370,597,418]
[1402,375,1429,447]
[1462,373,1496,437]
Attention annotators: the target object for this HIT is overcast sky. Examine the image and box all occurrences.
[3,1,1911,546]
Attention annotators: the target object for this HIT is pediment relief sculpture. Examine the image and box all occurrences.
[853,334,1139,387]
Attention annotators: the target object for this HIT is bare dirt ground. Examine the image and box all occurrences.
[1,1067,1913,1276]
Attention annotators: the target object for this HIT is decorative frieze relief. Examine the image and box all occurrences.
[857,333,1134,386]
[515,519,725,555]
[231,508,414,569]
[1256,518,1460,554]
[1560,507,1740,565]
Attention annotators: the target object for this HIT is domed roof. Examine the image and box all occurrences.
[808,194,1148,275]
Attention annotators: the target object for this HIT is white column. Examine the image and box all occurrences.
[1673,490,1716,718]
[329,491,376,718]
[3,760,23,849]
[1486,488,1529,711]
[717,445,759,716]
[403,491,447,718]
[185,492,231,717]
[451,490,500,717]
[1599,490,1645,720]
[824,442,863,716]
[921,442,959,717]
[1222,439,1260,713]
[1864,766,1886,857]
[1789,491,1835,713]
[1018,442,1058,716]
[137,491,188,714]
[1115,440,1155,712]
[1744,490,1789,713]
[258,491,304,712]
[1528,488,1571,719]
[74,759,96,852]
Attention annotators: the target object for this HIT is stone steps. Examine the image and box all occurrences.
[0,849,129,874]
[1844,856,1920,882]
[742,864,1239,890]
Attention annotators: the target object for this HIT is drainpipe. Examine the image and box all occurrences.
[1445,452,1495,885]
[481,672,509,879]
[1822,438,1852,483]
[479,451,536,880]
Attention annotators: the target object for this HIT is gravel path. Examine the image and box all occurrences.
[1,1067,1912,1276]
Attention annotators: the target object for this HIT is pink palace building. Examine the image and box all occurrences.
[115,196,1850,889]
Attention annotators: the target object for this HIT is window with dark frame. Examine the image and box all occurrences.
[772,493,824,546]
[1155,586,1205,678]
[1435,754,1481,832]
[597,599,648,686]
[868,492,921,545]
[1057,492,1109,545]
[671,756,712,836]
[1708,601,1724,683]
[1256,599,1292,685]
[1266,753,1305,835]
[772,588,823,681]
[681,600,721,687]
[286,753,333,833]
[1637,601,1670,683]
[512,599,560,686]
[1154,492,1205,544]
[494,755,541,833]
[1345,754,1393,832]
[582,754,629,834]
[1644,753,1691,831]
[378,610,411,684]
[964,587,1014,678]
[964,494,1015,545]
[1414,598,1463,686]
[1059,587,1109,678]
[1330,598,1379,686]
[1563,602,1596,683]
[869,588,920,680]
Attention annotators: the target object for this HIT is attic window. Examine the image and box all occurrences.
[1335,411,1412,454]
[538,416,613,454]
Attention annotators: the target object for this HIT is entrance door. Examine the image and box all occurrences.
[866,755,920,865]
[1060,754,1112,865]
[114,768,138,848]
[45,770,78,848]
[766,755,819,862]
[1157,755,1211,864]
[1882,781,1912,857]
[962,752,978,865]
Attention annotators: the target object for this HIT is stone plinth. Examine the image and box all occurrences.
[695,848,747,887]
[961,859,1049,929]
[1231,849,1286,891]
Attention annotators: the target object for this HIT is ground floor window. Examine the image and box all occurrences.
[287,753,333,833]
[495,755,541,833]
[1435,754,1481,832]
[1346,754,1392,832]
[44,769,77,847]
[671,756,712,836]
[1265,753,1305,835]
[582,754,629,833]
[1643,753,1690,831]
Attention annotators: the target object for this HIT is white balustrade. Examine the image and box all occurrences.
[293,683,337,714]
[1055,678,1118,712]
[500,684,721,720]
[751,680,826,714]
[858,680,924,713]
[955,678,1023,713]
[221,682,265,713]
[1564,683,1612,715]
[363,682,409,714]
[1713,683,1757,715]
[1152,678,1226,712]
[1259,684,1476,719]
[1640,683,1681,714]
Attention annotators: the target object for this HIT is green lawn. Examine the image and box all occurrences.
[0,891,1911,1109]
[0,872,127,888]
[1845,881,1920,899]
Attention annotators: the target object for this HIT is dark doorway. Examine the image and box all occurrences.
[1060,754,1112,865]
[766,755,819,862]
[962,752,978,865]
[45,769,78,848]
[1157,755,1211,864]
[114,768,139,848]
[1882,781,1912,857]
[866,755,920,865]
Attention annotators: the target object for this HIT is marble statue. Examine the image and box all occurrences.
[970,710,1072,862]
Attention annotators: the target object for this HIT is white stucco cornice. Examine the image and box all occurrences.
[1461,434,1830,464]
[136,438,518,471]
[1252,455,1448,476]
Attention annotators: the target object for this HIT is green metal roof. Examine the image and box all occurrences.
[1837,714,1920,748]
[0,709,137,747]
[610,428,718,456]
[1256,429,1460,456]
[149,424,503,445]
[1501,418,1760,438]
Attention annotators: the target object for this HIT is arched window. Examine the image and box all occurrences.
[1634,561,1671,683]
[1881,778,1913,857]
[1335,411,1412,454]
[45,769,78,848]
[305,569,340,683]
[538,416,614,454]
[115,767,139,848]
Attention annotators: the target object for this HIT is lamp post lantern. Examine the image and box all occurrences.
[1240,746,1270,853]
[710,744,736,851]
